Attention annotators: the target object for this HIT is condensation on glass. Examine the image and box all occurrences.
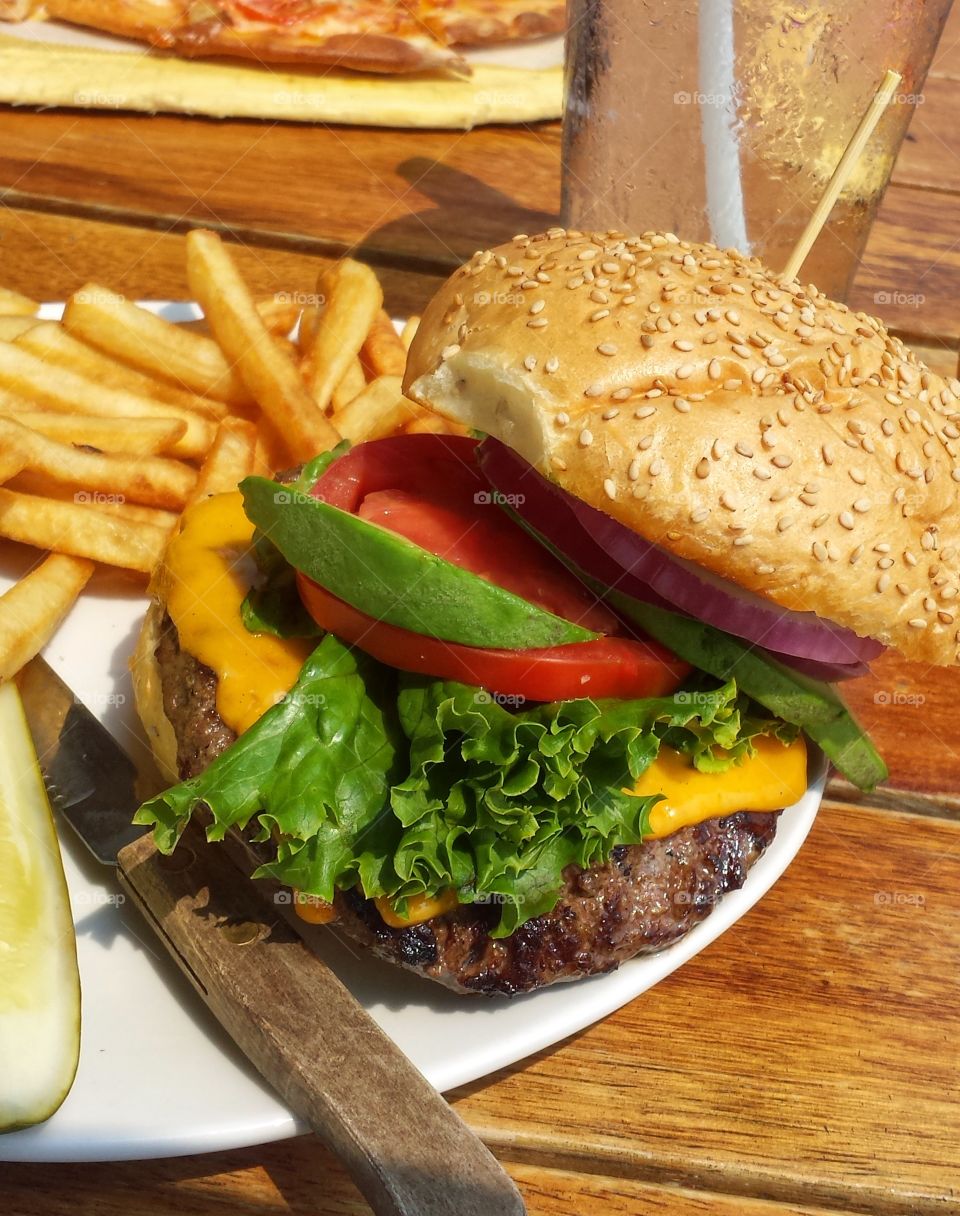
[563,0,954,298]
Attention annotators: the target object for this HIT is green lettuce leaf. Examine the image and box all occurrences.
[133,634,401,901]
[136,647,796,935]
[378,678,792,936]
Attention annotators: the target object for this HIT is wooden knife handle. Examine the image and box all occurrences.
[116,824,525,1216]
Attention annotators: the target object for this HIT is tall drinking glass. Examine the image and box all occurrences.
[563,0,953,299]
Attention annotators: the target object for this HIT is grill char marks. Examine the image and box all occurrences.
[334,813,779,995]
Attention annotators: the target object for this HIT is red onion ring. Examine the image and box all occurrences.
[478,438,884,667]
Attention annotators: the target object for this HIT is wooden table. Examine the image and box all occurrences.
[4,12,960,1216]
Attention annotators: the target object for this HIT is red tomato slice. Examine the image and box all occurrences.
[303,435,690,700]
[297,573,690,702]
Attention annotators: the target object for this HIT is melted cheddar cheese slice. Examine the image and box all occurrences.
[633,735,808,837]
[158,491,313,735]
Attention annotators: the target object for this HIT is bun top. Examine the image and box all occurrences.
[404,228,960,665]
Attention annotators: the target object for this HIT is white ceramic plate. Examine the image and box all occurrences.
[2,19,564,70]
[0,304,825,1161]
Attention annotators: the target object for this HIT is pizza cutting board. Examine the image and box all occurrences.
[0,19,564,128]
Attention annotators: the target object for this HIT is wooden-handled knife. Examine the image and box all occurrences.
[17,655,526,1216]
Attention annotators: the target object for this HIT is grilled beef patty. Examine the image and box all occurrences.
[333,814,778,994]
[154,614,780,995]
[155,612,236,780]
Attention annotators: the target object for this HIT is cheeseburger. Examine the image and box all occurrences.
[134,229,959,995]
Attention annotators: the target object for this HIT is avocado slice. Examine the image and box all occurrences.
[608,593,887,792]
[241,476,598,651]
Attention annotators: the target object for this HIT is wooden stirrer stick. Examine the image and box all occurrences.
[782,68,902,283]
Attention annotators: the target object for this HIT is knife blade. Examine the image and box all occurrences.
[17,655,525,1216]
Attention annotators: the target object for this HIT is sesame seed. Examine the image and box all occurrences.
[777,516,794,532]
[591,289,609,305]
[523,355,537,372]
[813,512,830,527]
[838,511,855,530]
[529,299,545,315]
[877,574,891,592]
[674,339,694,352]
[822,444,835,465]
[636,405,657,419]
[813,541,828,562]
[676,363,695,380]
[603,477,617,500]
[691,507,709,523]
[590,309,610,322]
[733,344,753,359]
[720,491,738,510]
[897,583,910,596]
[556,412,569,426]
[551,456,567,471]
[567,277,585,290]
[753,467,772,480]
[612,387,632,401]
[733,535,754,547]
[545,357,560,373]
[771,454,793,468]
[904,550,918,567]
[584,383,604,398]
[712,438,726,459]
[674,398,691,413]
[638,435,654,450]
[597,342,618,356]
[579,428,593,447]
[724,379,743,391]
[527,317,548,329]
[940,610,956,624]
[725,309,741,324]
[853,498,872,513]
[735,441,754,458]
[649,457,664,477]
[908,618,927,629]
[695,458,710,479]
[756,563,776,575]
[925,596,937,612]
[628,458,642,481]
[578,248,599,261]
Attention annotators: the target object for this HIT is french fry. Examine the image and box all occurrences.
[185,229,339,461]
[0,342,216,460]
[400,315,421,351]
[0,316,38,342]
[62,285,251,406]
[361,308,407,378]
[0,416,197,511]
[405,414,462,436]
[303,259,383,412]
[331,357,367,412]
[255,294,302,337]
[298,305,320,354]
[332,376,419,443]
[0,444,27,485]
[0,286,38,317]
[16,322,228,420]
[1,411,186,456]
[0,489,168,573]
[0,554,94,682]
[8,473,179,531]
[187,417,259,507]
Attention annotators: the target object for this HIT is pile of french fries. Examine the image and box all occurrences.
[0,229,454,682]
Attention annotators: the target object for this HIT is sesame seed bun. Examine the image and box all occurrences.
[404,228,960,666]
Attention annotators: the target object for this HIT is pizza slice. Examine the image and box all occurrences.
[0,0,565,75]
